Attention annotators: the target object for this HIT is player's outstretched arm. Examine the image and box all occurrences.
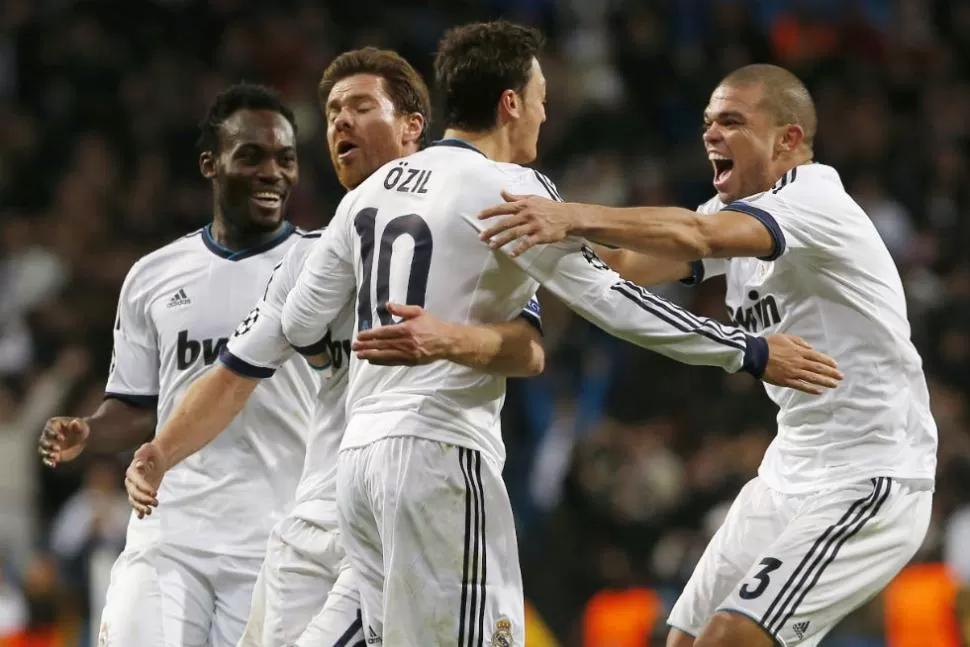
[594,246,693,286]
[39,398,156,468]
[125,364,258,517]
[281,228,356,356]
[352,303,545,377]
[477,192,775,261]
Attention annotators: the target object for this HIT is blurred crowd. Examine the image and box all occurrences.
[2,0,970,645]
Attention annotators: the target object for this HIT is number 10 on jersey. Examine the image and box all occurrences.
[354,208,434,332]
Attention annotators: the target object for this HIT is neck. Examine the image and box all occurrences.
[443,128,515,163]
[772,150,813,184]
[209,215,286,251]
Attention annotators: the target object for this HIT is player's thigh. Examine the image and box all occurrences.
[297,561,364,647]
[377,438,524,647]
[99,546,213,647]
[251,517,344,647]
[718,478,932,647]
[210,551,263,647]
[668,478,784,638]
[336,446,386,642]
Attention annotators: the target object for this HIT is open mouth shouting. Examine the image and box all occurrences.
[710,153,735,193]
[335,140,359,162]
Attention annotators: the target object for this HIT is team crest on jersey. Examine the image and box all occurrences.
[490,617,514,647]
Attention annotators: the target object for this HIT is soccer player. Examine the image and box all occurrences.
[37,84,320,647]
[124,48,545,647]
[476,64,937,647]
[276,24,842,647]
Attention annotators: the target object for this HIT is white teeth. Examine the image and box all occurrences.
[253,192,281,201]
[708,154,731,161]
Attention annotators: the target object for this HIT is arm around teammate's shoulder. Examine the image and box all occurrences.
[476,192,778,261]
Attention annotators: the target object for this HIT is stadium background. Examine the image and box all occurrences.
[1,0,969,645]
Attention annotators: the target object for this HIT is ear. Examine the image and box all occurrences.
[199,151,216,179]
[402,113,425,146]
[497,89,522,123]
[778,124,805,155]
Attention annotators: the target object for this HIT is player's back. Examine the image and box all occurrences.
[706,163,937,492]
[337,140,545,464]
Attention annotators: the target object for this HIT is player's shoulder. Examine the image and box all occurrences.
[696,195,725,214]
[123,229,206,290]
[281,227,324,266]
[761,163,850,207]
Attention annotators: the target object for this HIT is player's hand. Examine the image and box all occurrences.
[477,191,578,256]
[352,303,457,366]
[763,334,843,395]
[38,417,91,468]
[125,443,166,519]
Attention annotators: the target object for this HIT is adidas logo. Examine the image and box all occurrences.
[366,626,382,644]
[167,288,191,308]
[792,620,810,639]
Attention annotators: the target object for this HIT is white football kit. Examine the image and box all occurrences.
[99,224,319,647]
[222,234,361,647]
[280,138,772,647]
[668,163,937,646]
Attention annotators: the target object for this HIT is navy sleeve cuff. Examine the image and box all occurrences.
[104,392,158,409]
[741,335,769,378]
[722,201,787,261]
[518,310,543,334]
[292,330,333,356]
[680,260,706,287]
[219,348,276,379]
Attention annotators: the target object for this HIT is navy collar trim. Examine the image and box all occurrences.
[429,138,487,157]
[202,221,295,261]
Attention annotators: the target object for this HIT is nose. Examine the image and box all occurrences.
[257,157,283,182]
[333,107,353,133]
[703,123,723,145]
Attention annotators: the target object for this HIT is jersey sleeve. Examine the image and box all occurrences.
[519,293,542,332]
[104,261,160,408]
[682,197,728,285]
[720,173,835,261]
[464,171,768,375]
[281,204,357,354]
[221,241,309,378]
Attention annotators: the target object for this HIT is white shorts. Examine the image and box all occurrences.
[98,543,261,647]
[669,476,932,647]
[338,436,524,647]
[237,515,362,647]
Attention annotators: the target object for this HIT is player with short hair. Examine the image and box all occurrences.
[476,63,937,647]
[38,83,321,647]
[123,48,545,647]
[275,25,841,647]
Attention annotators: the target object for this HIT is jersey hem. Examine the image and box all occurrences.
[219,348,276,378]
[104,391,158,409]
[723,202,787,261]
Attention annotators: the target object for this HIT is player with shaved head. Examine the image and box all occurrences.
[477,63,937,647]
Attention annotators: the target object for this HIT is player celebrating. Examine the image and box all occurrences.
[276,24,841,647]
[476,64,937,647]
[124,48,545,647]
[36,84,323,647]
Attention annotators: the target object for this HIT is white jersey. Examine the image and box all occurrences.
[222,234,356,530]
[106,223,319,556]
[689,163,937,493]
[281,139,766,466]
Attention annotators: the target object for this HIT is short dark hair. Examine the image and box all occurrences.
[434,20,545,132]
[721,64,817,150]
[196,83,298,153]
[318,47,432,145]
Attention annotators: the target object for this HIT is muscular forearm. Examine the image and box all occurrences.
[445,319,544,377]
[152,365,258,468]
[594,246,692,286]
[85,398,156,454]
[573,204,710,260]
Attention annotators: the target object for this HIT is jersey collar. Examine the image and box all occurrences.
[202,221,295,261]
[429,138,487,157]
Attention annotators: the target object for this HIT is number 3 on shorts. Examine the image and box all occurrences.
[739,557,783,600]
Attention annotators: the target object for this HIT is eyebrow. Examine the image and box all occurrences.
[703,110,746,122]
